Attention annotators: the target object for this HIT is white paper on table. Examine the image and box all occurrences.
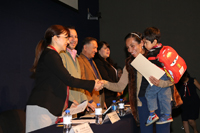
[107,111,120,124]
[80,114,95,118]
[71,119,95,124]
[131,53,165,86]
[102,111,120,124]
[71,123,94,133]
[68,100,88,115]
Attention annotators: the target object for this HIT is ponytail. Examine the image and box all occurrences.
[30,39,47,72]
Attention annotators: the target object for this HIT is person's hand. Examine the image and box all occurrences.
[70,100,79,109]
[91,101,97,108]
[101,80,107,87]
[149,76,160,86]
[87,102,96,111]
[72,100,79,106]
[94,79,104,91]
[99,80,104,89]
[117,91,123,97]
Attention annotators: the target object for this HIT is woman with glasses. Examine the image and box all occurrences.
[26,25,103,132]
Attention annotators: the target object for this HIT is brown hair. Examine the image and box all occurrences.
[30,25,69,72]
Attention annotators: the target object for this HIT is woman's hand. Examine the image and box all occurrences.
[149,76,160,86]
[87,102,96,111]
[94,79,104,91]
[72,100,79,106]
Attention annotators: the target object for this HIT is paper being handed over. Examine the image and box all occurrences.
[68,100,88,115]
[131,53,165,86]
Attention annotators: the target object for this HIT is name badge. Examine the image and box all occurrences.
[107,111,120,124]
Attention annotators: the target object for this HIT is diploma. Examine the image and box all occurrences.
[131,53,165,86]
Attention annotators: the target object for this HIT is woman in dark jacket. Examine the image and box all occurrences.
[94,41,117,107]
[26,25,102,132]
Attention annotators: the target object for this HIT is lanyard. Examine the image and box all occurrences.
[183,82,191,97]
[48,45,58,53]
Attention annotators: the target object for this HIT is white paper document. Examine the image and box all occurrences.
[58,119,95,125]
[68,100,88,115]
[131,53,165,86]
[103,111,120,124]
[71,123,93,133]
[71,119,95,124]
[80,114,95,118]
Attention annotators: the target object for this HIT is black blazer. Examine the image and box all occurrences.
[94,54,117,97]
[28,49,94,116]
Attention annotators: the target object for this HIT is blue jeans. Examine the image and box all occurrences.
[145,74,171,114]
[138,97,171,133]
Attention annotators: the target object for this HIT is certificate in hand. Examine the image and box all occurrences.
[131,53,165,86]
[68,100,88,115]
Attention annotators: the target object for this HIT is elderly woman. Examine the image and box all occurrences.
[101,32,182,133]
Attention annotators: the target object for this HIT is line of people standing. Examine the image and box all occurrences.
[26,24,199,133]
[26,25,104,132]
[26,25,119,132]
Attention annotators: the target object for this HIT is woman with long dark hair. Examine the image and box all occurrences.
[26,25,102,132]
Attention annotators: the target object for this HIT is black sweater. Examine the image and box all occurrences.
[94,54,117,106]
[28,48,94,116]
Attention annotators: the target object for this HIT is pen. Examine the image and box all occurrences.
[57,125,63,127]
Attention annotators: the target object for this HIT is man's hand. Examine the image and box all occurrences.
[87,103,95,111]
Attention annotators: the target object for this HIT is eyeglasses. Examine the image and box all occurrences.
[56,35,68,39]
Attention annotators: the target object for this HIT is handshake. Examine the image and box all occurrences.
[94,79,105,91]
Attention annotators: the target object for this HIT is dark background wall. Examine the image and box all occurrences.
[99,0,200,80]
[99,0,200,132]
[0,0,99,113]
